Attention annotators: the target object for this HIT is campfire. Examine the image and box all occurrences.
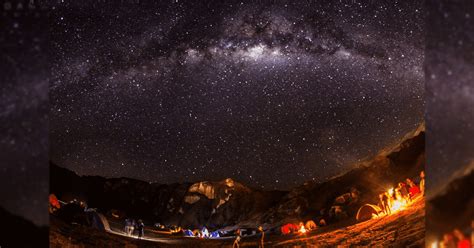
[390,198,406,212]
[387,188,408,213]
[372,188,409,219]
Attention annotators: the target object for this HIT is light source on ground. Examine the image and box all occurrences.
[372,187,410,219]
[299,225,307,234]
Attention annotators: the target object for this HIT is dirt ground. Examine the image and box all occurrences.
[50,198,424,248]
[270,198,425,247]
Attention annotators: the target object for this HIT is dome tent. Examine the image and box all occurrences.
[356,204,381,221]
[183,229,194,237]
[305,220,317,230]
[281,223,298,235]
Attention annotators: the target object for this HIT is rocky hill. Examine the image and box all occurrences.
[0,207,49,247]
[50,125,425,229]
[427,162,474,237]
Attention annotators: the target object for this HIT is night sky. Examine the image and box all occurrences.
[426,0,474,193]
[0,2,50,226]
[50,1,424,192]
[2,0,472,232]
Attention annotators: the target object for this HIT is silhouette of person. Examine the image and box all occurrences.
[233,229,241,248]
[258,226,265,248]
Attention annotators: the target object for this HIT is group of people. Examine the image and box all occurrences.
[378,171,425,215]
[124,218,145,238]
[438,228,471,248]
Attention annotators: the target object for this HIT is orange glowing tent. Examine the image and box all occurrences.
[305,220,317,230]
[281,223,298,235]
[49,194,60,209]
[356,204,381,221]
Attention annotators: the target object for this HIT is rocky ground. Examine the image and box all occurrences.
[50,197,425,247]
[270,197,425,247]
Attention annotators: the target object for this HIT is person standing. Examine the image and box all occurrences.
[419,171,425,196]
[136,219,145,239]
[441,233,456,248]
[379,193,390,215]
[406,178,421,199]
[398,182,410,203]
[453,229,471,248]
[130,219,136,236]
[233,229,241,248]
[258,226,265,248]
[124,219,130,236]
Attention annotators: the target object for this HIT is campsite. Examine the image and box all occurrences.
[50,197,424,247]
[49,126,425,247]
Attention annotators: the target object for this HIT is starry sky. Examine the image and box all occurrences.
[0,1,50,226]
[50,0,424,191]
[425,0,474,193]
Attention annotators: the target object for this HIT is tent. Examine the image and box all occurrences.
[88,211,106,230]
[356,204,381,221]
[210,231,220,238]
[201,227,209,238]
[319,219,327,226]
[305,220,317,230]
[183,229,194,237]
[281,223,298,235]
[49,194,61,209]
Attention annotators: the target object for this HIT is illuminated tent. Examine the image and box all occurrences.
[210,231,220,238]
[319,219,327,226]
[305,220,317,230]
[281,223,298,235]
[49,194,61,210]
[201,227,210,238]
[356,204,381,221]
[89,211,106,230]
[183,229,194,237]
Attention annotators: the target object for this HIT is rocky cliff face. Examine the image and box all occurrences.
[51,126,425,229]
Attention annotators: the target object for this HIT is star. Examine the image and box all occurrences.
[49,1,424,192]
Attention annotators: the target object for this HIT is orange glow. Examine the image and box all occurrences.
[299,225,307,234]
[372,188,409,219]
[390,198,406,212]
[388,188,394,196]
